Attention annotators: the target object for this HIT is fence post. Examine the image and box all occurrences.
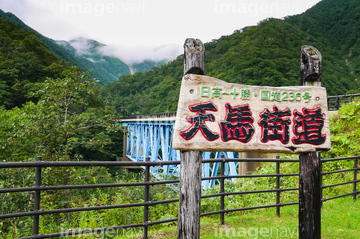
[220,154,225,225]
[177,38,204,239]
[354,154,358,202]
[320,156,323,208]
[299,45,322,239]
[327,97,330,110]
[276,156,281,217]
[143,157,150,239]
[336,96,340,110]
[33,156,42,236]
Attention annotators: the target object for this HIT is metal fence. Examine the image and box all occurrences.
[321,155,359,202]
[327,93,360,111]
[0,155,359,239]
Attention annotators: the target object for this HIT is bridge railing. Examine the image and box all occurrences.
[1,155,359,238]
[327,93,360,111]
[120,111,177,120]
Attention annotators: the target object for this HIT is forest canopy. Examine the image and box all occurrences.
[101,0,360,116]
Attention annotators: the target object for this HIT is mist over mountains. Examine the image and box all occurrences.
[55,36,181,81]
[0,9,181,85]
[57,36,182,68]
[98,42,182,65]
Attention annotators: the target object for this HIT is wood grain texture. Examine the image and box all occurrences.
[177,150,202,239]
[299,45,322,239]
[300,45,322,86]
[177,38,204,239]
[184,38,205,75]
[299,151,322,239]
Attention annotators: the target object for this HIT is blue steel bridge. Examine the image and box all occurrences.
[119,93,355,189]
[120,112,240,189]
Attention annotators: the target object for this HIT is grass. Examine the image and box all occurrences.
[113,196,360,239]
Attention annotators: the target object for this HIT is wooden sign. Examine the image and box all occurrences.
[173,74,331,153]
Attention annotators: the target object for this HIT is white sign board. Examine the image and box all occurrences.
[173,74,331,154]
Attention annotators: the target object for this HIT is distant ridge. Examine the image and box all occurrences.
[0,9,174,85]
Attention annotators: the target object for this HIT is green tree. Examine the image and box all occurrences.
[29,67,122,161]
[0,67,123,236]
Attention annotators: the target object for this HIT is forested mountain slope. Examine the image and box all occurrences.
[0,9,177,86]
[102,0,360,115]
[55,37,131,83]
[0,9,132,86]
[0,14,68,108]
[286,0,360,91]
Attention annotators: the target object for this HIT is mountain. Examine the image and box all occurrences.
[0,10,173,86]
[0,9,126,85]
[285,0,360,90]
[55,37,131,83]
[101,0,360,116]
[0,11,67,108]
[55,37,173,77]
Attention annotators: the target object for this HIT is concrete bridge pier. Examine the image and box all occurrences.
[238,152,276,175]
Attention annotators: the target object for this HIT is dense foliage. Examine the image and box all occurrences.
[0,66,122,161]
[101,0,360,115]
[324,100,360,158]
[0,13,67,108]
[101,56,184,115]
[0,67,125,236]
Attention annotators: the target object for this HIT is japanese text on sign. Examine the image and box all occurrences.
[181,102,326,145]
[201,86,312,103]
[173,74,330,153]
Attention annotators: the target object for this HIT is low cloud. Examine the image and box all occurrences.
[68,37,100,55]
[98,44,183,65]
[65,37,183,66]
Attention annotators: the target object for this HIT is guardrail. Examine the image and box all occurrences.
[1,155,359,238]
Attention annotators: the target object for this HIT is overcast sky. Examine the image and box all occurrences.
[0,0,321,63]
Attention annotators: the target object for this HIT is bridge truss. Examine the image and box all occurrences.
[121,119,239,189]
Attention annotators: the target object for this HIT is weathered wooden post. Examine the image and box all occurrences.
[177,38,204,239]
[299,45,322,239]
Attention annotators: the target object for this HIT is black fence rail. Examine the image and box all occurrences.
[321,155,359,202]
[327,93,360,111]
[0,155,359,239]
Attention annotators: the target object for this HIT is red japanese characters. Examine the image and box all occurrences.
[180,101,326,145]
[180,102,219,141]
[259,106,291,144]
[220,103,254,143]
